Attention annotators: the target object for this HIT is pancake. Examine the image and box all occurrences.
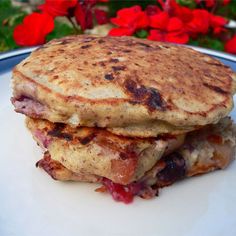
[12,35,236,137]
[30,117,236,202]
[26,117,185,185]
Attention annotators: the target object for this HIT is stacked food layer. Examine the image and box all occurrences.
[11,35,236,203]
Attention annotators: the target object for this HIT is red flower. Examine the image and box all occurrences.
[110,5,149,35]
[39,0,77,18]
[13,12,54,46]
[186,9,210,35]
[148,12,189,44]
[149,11,169,29]
[206,0,216,7]
[109,27,134,36]
[74,1,97,31]
[224,35,236,54]
[94,9,109,25]
[145,5,161,16]
[168,0,193,23]
[222,0,231,5]
[210,14,227,34]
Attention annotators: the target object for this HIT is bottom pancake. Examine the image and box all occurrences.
[26,117,185,185]
[27,117,236,203]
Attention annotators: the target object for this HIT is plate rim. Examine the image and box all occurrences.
[0,47,37,62]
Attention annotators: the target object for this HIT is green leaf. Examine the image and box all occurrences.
[0,0,11,9]
[46,20,75,42]
[108,0,157,16]
[176,0,196,9]
[216,1,236,19]
[188,38,199,46]
[135,29,148,39]
[207,39,224,51]
[192,36,224,51]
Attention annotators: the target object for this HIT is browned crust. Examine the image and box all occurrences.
[36,152,102,182]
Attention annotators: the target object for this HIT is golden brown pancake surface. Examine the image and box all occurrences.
[12,35,236,137]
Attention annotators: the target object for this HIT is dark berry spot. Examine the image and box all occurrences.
[81,45,91,49]
[104,73,115,80]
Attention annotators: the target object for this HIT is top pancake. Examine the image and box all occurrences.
[12,35,236,136]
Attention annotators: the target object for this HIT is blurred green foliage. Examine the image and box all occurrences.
[108,0,157,16]
[176,0,196,8]
[0,0,26,52]
[217,4,236,20]
[46,21,75,42]
[189,36,225,51]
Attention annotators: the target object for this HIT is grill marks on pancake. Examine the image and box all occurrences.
[47,123,73,141]
[47,123,96,145]
[124,79,166,111]
[147,88,166,111]
[203,83,228,95]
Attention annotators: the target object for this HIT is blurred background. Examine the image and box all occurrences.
[0,0,236,54]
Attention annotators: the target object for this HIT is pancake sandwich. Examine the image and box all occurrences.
[11,35,236,203]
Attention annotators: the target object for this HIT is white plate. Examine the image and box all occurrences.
[0,49,236,236]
